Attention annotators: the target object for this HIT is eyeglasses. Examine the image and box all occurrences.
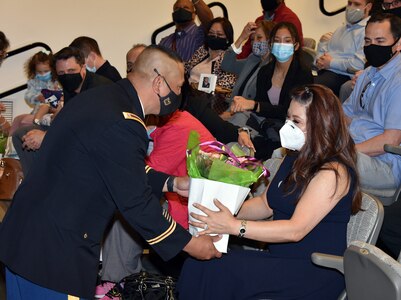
[208,31,226,39]
[154,68,173,91]
[382,0,401,10]
[359,81,372,109]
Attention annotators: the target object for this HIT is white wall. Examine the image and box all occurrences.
[0,0,346,116]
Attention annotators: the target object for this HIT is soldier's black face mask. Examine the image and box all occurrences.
[154,68,182,116]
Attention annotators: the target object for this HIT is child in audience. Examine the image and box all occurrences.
[32,94,63,127]
[9,51,61,135]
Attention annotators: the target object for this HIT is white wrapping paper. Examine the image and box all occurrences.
[188,177,250,253]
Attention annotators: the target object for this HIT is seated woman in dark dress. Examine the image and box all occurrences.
[177,84,362,300]
[230,22,313,159]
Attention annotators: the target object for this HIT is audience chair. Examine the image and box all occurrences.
[251,156,283,197]
[342,241,401,300]
[300,47,317,71]
[311,192,384,300]
[303,37,317,50]
[362,144,401,206]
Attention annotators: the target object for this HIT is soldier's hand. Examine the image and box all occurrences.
[183,235,222,260]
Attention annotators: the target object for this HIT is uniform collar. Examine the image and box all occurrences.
[374,53,401,79]
[117,78,145,119]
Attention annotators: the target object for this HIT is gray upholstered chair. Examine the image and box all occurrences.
[303,37,317,50]
[342,241,401,300]
[311,192,385,300]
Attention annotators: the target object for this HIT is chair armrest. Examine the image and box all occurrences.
[311,252,344,274]
[384,144,401,156]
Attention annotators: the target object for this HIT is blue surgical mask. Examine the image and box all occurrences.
[86,64,96,73]
[252,40,270,57]
[35,71,52,82]
[147,126,156,139]
[271,43,294,63]
[86,57,97,73]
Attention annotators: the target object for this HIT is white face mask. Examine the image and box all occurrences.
[279,120,305,151]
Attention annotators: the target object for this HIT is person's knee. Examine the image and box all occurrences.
[356,152,397,189]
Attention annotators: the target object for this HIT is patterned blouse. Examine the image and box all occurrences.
[185,46,237,91]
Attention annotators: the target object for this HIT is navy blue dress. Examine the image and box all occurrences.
[177,155,353,300]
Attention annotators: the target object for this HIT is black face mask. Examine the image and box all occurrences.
[154,69,182,116]
[261,0,279,12]
[58,73,83,94]
[383,6,401,18]
[172,8,192,24]
[206,36,229,51]
[364,39,399,68]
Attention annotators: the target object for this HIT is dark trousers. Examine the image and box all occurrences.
[377,199,401,259]
[314,70,351,96]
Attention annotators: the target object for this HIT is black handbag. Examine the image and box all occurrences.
[121,271,177,300]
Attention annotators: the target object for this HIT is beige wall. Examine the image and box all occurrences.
[0,0,346,115]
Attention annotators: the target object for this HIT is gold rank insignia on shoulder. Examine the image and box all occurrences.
[122,112,146,129]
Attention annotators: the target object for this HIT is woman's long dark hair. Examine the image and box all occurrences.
[285,84,362,214]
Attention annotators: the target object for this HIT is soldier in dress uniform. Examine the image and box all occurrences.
[0,45,221,300]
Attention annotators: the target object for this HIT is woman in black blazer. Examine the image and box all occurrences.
[231,22,313,159]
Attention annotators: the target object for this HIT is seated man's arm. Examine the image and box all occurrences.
[330,50,365,74]
[315,32,331,62]
[356,129,401,157]
[194,0,213,26]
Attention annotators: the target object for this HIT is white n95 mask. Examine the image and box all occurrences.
[279,120,305,151]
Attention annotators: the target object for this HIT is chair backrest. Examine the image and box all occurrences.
[300,47,317,71]
[344,241,401,300]
[263,157,283,181]
[347,192,384,246]
[303,37,317,50]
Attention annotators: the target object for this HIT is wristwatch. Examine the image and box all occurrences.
[167,176,176,192]
[238,220,247,238]
[237,127,250,136]
[252,101,259,112]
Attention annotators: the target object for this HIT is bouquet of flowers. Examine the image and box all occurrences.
[186,130,268,252]
[187,131,268,186]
